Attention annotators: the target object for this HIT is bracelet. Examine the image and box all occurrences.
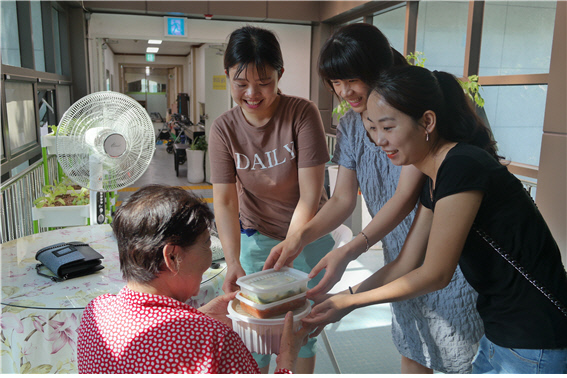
[359,231,370,252]
[348,286,354,294]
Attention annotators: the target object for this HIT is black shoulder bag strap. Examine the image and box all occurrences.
[473,225,567,318]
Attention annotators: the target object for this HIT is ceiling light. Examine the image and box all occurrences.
[146,47,159,53]
[146,67,150,75]
[148,40,162,44]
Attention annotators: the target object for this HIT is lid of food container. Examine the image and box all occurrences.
[227,298,311,325]
[236,291,306,310]
[236,267,309,293]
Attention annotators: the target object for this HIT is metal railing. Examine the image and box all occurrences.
[1,156,58,243]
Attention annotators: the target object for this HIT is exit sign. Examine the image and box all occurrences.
[146,53,155,62]
[164,17,186,37]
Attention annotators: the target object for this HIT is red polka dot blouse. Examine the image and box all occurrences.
[77,287,291,374]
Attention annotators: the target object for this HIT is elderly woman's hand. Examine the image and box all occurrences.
[275,311,315,372]
[198,291,237,327]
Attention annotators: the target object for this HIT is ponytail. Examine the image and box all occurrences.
[372,66,502,161]
[432,70,500,160]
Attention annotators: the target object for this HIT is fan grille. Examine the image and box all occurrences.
[56,91,155,192]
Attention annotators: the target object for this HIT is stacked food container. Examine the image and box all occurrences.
[227,267,311,354]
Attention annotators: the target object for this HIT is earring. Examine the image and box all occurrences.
[426,132,430,142]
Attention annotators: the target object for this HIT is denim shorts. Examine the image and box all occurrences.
[472,335,567,374]
[240,232,335,368]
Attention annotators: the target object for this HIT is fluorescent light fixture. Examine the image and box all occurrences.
[148,39,162,44]
[146,67,150,75]
[146,47,159,53]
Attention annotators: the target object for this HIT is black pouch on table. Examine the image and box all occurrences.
[35,241,104,282]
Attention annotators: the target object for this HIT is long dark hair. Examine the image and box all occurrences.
[113,185,214,283]
[318,23,407,93]
[224,25,284,79]
[371,65,501,160]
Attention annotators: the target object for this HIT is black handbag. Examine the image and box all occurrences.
[35,241,105,282]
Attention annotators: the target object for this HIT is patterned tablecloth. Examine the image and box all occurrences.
[0,224,226,374]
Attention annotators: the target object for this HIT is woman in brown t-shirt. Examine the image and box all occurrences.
[209,26,334,374]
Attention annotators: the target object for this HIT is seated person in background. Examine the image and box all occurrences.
[77,184,311,374]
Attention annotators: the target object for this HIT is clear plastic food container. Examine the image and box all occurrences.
[236,291,307,319]
[227,298,311,355]
[236,267,309,304]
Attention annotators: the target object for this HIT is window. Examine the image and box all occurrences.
[31,1,46,72]
[478,1,556,166]
[322,0,557,174]
[415,1,469,76]
[373,5,406,55]
[479,1,556,76]
[5,81,38,153]
[52,7,63,75]
[483,85,547,166]
[1,2,73,183]
[1,1,21,67]
[37,88,57,137]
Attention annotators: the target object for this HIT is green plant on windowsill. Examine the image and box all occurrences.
[406,51,427,68]
[406,51,485,108]
[459,74,485,108]
[189,135,208,151]
[332,100,352,123]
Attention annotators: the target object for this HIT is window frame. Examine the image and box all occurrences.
[1,1,73,183]
[320,0,552,178]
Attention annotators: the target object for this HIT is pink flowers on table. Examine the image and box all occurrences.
[1,312,24,334]
[46,313,78,354]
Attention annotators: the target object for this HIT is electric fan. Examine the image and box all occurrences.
[56,91,155,224]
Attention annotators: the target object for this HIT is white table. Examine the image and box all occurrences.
[0,224,226,374]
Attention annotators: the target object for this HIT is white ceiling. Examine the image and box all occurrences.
[103,38,199,56]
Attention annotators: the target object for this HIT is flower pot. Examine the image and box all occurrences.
[32,205,90,228]
[186,149,205,183]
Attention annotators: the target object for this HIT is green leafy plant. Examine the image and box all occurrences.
[406,51,427,67]
[189,135,208,151]
[406,51,485,108]
[458,74,485,108]
[71,187,90,206]
[33,177,89,208]
[33,180,73,208]
[332,100,352,122]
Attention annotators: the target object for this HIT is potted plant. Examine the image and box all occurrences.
[186,135,208,183]
[32,177,91,231]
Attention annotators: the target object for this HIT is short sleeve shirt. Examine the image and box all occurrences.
[331,109,415,255]
[209,94,329,240]
[77,287,271,374]
[421,143,567,349]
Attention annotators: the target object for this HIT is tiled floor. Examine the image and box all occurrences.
[122,143,402,374]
